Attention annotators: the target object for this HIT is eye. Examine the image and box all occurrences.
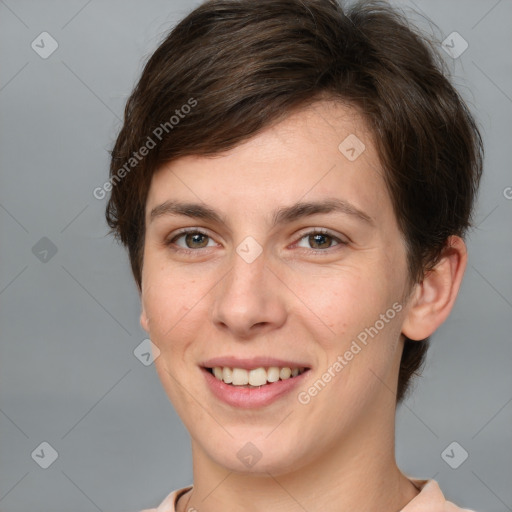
[167,229,216,252]
[294,229,346,251]
[165,227,347,255]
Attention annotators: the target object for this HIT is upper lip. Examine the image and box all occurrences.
[201,356,310,370]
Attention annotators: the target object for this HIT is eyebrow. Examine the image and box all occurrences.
[149,198,374,227]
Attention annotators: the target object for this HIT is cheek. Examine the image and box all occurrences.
[294,267,394,342]
[141,265,200,351]
[301,270,405,399]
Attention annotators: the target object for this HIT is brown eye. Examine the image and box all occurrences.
[169,230,214,250]
[296,230,343,251]
[183,232,209,248]
[308,233,334,249]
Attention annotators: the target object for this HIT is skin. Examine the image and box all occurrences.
[139,100,467,512]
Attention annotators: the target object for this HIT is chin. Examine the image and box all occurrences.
[201,435,310,476]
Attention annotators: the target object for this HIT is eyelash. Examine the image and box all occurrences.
[165,228,347,256]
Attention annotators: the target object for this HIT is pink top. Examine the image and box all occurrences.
[140,479,476,511]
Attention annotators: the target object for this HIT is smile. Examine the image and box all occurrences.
[207,366,308,387]
[202,365,311,408]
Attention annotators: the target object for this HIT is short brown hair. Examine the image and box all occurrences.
[106,0,483,402]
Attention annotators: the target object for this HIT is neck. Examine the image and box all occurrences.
[180,395,419,512]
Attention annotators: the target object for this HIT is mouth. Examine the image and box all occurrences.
[205,365,310,388]
[200,356,312,408]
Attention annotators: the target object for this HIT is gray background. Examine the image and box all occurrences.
[0,0,511,511]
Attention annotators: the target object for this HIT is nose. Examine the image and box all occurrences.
[211,249,287,340]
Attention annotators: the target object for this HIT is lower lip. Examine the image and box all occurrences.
[202,367,309,409]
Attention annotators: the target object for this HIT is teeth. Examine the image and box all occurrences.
[232,368,249,385]
[210,366,306,386]
[222,367,233,384]
[249,368,267,386]
[279,367,291,379]
[267,367,280,382]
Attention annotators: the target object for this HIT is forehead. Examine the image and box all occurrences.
[146,101,390,227]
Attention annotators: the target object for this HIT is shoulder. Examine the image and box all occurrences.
[139,485,193,512]
[403,478,477,512]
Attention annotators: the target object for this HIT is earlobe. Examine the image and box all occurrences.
[140,307,150,333]
[401,236,467,341]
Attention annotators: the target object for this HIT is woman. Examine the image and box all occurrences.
[105,1,483,510]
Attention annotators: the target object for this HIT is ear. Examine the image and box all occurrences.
[139,275,150,333]
[401,236,467,341]
[140,303,150,333]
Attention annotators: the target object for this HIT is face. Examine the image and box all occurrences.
[140,100,412,475]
